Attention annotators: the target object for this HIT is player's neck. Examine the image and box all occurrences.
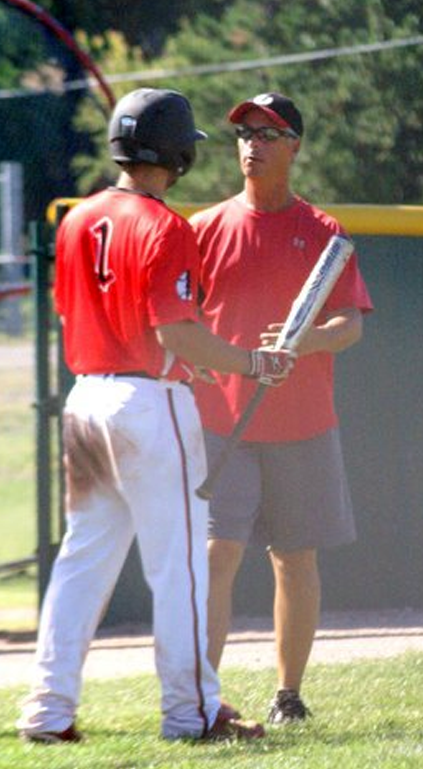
[242,179,294,213]
[116,167,172,200]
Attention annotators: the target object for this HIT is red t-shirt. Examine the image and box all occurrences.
[190,195,373,442]
[54,188,200,379]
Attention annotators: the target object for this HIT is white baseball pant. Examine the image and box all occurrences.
[17,374,220,739]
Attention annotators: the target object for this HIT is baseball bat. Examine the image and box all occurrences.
[196,234,355,500]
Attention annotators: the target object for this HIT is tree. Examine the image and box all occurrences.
[74,0,423,204]
[46,0,237,55]
[158,0,423,205]
[3,0,423,211]
[0,3,92,221]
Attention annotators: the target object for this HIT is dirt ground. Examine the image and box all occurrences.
[2,608,423,688]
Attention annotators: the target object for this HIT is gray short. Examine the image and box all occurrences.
[204,428,356,552]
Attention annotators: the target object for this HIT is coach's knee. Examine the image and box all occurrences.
[269,548,319,585]
[208,538,245,587]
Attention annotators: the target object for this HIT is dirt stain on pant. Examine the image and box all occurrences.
[63,413,117,509]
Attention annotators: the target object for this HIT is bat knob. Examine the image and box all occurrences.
[195,483,213,500]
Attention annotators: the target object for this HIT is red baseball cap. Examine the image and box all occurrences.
[228,92,303,137]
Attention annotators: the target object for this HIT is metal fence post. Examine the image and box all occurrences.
[31,220,54,607]
[53,205,75,539]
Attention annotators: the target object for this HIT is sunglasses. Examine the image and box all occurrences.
[235,124,298,142]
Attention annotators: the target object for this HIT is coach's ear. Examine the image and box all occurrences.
[290,138,301,163]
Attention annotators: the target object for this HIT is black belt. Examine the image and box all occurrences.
[81,371,157,380]
[96,371,191,389]
[113,370,157,380]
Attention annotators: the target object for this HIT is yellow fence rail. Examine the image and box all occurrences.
[47,199,423,237]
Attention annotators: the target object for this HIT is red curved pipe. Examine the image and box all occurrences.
[1,0,116,108]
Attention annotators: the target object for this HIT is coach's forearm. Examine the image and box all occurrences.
[156,320,251,374]
[297,308,363,356]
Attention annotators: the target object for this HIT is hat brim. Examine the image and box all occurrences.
[229,102,293,132]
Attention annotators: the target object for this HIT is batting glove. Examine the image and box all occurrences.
[248,348,297,387]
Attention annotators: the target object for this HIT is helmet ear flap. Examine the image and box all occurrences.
[108,88,207,174]
[177,145,197,176]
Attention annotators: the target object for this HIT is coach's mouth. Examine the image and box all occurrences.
[244,153,262,166]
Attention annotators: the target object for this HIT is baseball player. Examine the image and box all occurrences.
[17,88,294,743]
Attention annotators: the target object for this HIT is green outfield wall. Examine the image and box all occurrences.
[38,204,423,621]
[235,228,423,615]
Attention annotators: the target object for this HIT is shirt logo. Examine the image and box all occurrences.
[176,270,192,301]
[293,237,306,250]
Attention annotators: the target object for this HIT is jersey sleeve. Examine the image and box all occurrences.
[308,208,374,315]
[326,252,374,314]
[145,217,200,327]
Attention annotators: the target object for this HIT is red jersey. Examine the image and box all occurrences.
[55,188,200,378]
[190,195,373,442]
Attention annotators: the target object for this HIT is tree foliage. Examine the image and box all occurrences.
[158,0,423,205]
[0,3,91,221]
[0,0,423,218]
[70,0,423,205]
[44,0,235,55]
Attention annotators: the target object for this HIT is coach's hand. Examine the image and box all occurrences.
[193,366,217,384]
[247,348,297,387]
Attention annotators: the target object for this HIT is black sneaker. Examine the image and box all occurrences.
[267,688,311,724]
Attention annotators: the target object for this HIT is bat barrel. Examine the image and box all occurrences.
[274,235,354,351]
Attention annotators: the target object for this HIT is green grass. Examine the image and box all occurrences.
[0,295,34,346]
[1,655,423,768]
[0,572,37,607]
[0,572,38,631]
[0,332,68,632]
[0,335,38,631]
[0,363,36,562]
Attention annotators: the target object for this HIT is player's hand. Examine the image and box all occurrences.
[247,348,297,387]
[180,362,217,384]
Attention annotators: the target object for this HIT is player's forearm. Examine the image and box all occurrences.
[297,308,363,356]
[156,320,251,374]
